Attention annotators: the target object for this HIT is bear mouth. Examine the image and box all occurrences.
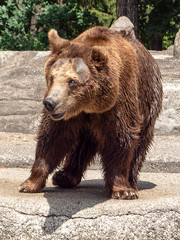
[50,111,66,120]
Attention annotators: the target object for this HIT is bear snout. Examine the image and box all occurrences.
[43,98,56,112]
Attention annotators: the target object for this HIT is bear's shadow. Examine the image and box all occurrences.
[42,178,156,234]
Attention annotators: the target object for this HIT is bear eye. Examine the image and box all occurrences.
[68,79,77,88]
[57,50,63,55]
[50,76,53,85]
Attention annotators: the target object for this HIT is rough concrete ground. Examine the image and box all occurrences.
[0,168,180,240]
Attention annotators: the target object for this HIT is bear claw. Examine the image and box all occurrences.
[112,189,138,200]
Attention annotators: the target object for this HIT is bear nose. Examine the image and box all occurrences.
[43,98,56,112]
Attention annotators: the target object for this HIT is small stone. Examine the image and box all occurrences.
[173,29,180,59]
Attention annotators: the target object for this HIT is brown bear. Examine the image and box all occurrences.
[19,26,163,199]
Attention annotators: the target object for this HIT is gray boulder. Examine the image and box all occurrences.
[173,29,180,58]
[110,16,135,37]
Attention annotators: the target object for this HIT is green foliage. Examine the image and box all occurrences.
[0,0,179,50]
[35,1,98,48]
[139,0,180,49]
[0,0,41,50]
[89,0,116,27]
[0,0,99,50]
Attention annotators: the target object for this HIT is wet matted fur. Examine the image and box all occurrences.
[19,27,163,199]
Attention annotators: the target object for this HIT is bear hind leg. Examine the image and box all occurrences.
[129,122,155,190]
[102,143,139,200]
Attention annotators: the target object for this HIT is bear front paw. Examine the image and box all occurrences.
[19,179,44,193]
[52,170,80,188]
[112,188,138,200]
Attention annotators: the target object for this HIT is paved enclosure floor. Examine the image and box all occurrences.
[0,168,180,239]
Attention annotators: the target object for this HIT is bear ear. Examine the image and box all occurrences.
[48,29,70,53]
[90,49,107,70]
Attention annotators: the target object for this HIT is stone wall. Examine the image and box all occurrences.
[0,51,48,133]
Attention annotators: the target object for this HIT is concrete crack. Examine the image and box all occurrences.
[71,209,180,221]
[1,205,180,221]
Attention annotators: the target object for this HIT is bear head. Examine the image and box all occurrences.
[43,29,119,121]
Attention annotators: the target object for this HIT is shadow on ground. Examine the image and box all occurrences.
[42,179,156,234]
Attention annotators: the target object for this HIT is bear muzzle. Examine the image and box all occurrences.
[43,97,67,120]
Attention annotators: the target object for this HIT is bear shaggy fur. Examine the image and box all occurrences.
[19,26,163,199]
